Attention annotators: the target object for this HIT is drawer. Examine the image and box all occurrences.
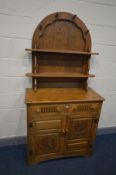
[66,141,89,152]
[68,102,102,115]
[27,102,102,119]
[28,104,65,118]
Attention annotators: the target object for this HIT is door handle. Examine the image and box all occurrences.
[60,129,65,135]
[62,129,65,134]
[61,128,69,135]
[65,128,68,133]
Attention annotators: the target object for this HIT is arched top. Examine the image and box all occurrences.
[32,12,91,52]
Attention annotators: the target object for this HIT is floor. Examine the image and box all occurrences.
[0,134,116,175]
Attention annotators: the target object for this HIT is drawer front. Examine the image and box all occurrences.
[27,102,102,120]
[68,102,102,116]
[66,140,89,152]
[28,104,65,119]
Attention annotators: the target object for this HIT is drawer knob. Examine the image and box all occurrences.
[62,129,65,134]
[65,105,69,109]
[36,109,40,113]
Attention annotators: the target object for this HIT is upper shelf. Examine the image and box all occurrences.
[25,48,99,55]
[26,73,95,78]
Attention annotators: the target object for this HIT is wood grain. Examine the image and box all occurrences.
[25,87,104,104]
[25,48,99,55]
[26,73,95,78]
[25,12,104,165]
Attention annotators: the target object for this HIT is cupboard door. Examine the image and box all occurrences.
[65,116,93,154]
[28,132,62,160]
[27,115,65,164]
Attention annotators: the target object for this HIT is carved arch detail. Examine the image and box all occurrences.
[32,12,91,52]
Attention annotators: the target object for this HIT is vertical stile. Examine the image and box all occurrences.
[33,45,38,91]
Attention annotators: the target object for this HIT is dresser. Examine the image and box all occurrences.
[25,12,104,165]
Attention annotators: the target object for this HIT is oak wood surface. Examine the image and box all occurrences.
[25,48,99,55]
[26,73,95,78]
[31,12,92,90]
[25,87,104,104]
[25,12,104,165]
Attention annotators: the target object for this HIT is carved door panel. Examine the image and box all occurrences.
[65,116,93,154]
[29,132,61,157]
[27,115,65,163]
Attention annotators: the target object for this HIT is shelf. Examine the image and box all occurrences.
[25,48,99,55]
[26,73,95,78]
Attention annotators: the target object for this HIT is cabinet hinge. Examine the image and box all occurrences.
[93,118,98,123]
[28,122,33,128]
[89,143,93,148]
[29,150,33,155]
